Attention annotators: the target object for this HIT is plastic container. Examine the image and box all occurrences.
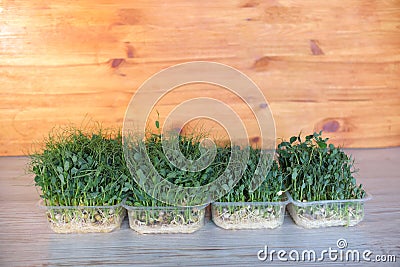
[38,200,126,233]
[123,204,207,234]
[287,192,372,228]
[211,199,288,230]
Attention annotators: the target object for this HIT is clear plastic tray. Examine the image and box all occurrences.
[38,200,126,233]
[211,199,288,230]
[123,203,207,234]
[286,192,372,228]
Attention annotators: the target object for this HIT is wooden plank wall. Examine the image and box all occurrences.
[0,0,399,155]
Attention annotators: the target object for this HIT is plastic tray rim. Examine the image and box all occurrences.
[37,199,123,210]
[212,198,289,207]
[287,191,372,207]
[122,201,209,211]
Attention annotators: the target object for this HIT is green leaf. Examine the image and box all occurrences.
[133,153,141,161]
[64,161,70,171]
[222,184,230,192]
[317,141,327,149]
[292,168,298,180]
[56,166,63,173]
[290,136,297,144]
[58,173,65,184]
[136,169,146,184]
[71,167,78,175]
[305,134,313,141]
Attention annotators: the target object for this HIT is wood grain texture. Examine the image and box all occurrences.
[0,148,399,266]
[1,0,400,155]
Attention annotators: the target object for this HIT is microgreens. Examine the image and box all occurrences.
[217,147,287,203]
[30,126,130,207]
[277,131,365,201]
[124,133,231,206]
[124,116,235,207]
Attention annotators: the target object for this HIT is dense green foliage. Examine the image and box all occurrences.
[145,132,231,187]
[30,126,130,206]
[125,120,282,206]
[32,123,365,210]
[125,131,232,207]
[277,131,365,201]
[218,147,287,203]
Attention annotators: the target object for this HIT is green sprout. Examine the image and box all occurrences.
[211,148,288,229]
[277,131,367,228]
[217,148,287,203]
[29,125,129,232]
[277,131,365,201]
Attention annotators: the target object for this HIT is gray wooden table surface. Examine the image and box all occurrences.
[0,148,399,266]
